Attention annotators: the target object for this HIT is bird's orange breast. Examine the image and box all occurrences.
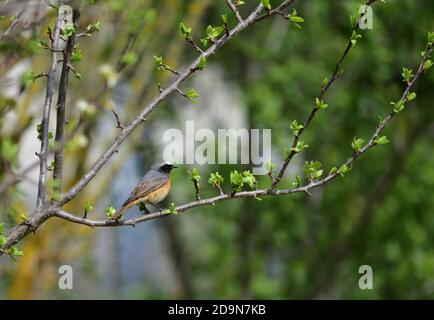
[144,179,171,204]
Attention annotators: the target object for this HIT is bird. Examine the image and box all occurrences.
[111,161,177,220]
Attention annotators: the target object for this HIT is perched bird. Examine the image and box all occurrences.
[111,161,177,220]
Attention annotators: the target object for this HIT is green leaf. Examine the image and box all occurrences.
[351,137,365,153]
[374,136,389,145]
[329,167,338,175]
[391,100,405,113]
[261,0,271,10]
[190,167,201,182]
[337,164,351,177]
[104,206,116,219]
[71,45,83,63]
[85,201,94,215]
[350,30,362,46]
[60,24,75,37]
[164,203,178,215]
[0,235,6,246]
[291,140,309,153]
[289,16,304,23]
[241,170,257,189]
[208,172,224,187]
[407,92,417,101]
[287,9,304,29]
[401,67,413,82]
[186,88,199,102]
[86,21,101,33]
[179,22,192,38]
[315,97,328,110]
[8,246,24,257]
[200,38,208,47]
[291,175,301,188]
[230,170,257,191]
[197,56,206,70]
[0,222,4,234]
[221,14,228,24]
[428,31,434,45]
[153,55,165,71]
[206,25,223,40]
[290,120,303,136]
[423,59,433,71]
[303,161,323,181]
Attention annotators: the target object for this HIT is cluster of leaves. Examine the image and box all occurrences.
[208,172,224,188]
[230,170,257,192]
[303,161,323,181]
[0,223,24,261]
[287,9,304,29]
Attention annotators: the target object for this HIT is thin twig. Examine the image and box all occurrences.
[110,109,125,130]
[226,0,244,23]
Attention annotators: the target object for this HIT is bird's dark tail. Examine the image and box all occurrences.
[111,201,135,220]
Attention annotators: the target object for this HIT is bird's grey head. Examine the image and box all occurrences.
[151,161,177,173]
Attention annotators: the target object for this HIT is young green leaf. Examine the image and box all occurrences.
[287,9,304,29]
[179,22,192,38]
[292,140,309,153]
[401,67,413,82]
[337,164,351,177]
[221,14,228,25]
[407,92,417,101]
[190,167,201,182]
[351,30,362,46]
[261,0,271,10]
[315,97,328,110]
[60,24,75,37]
[153,55,165,71]
[423,59,433,71]
[391,100,405,113]
[197,56,206,70]
[303,161,323,181]
[290,120,304,136]
[186,88,199,102]
[104,206,116,219]
[291,175,301,188]
[374,136,389,145]
[208,172,224,187]
[86,21,101,33]
[351,137,365,153]
[428,31,434,45]
[85,201,94,216]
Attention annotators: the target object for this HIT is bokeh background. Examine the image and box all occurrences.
[1,0,434,299]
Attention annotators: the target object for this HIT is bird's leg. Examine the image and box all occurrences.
[137,202,150,215]
[149,202,164,212]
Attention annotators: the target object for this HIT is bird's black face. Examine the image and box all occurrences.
[159,163,177,173]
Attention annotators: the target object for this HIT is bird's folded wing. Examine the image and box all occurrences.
[122,178,167,207]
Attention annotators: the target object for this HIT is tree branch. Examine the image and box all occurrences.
[58,1,295,207]
[48,42,433,232]
[226,0,244,23]
[36,11,62,207]
[270,0,379,190]
[0,0,297,256]
[53,10,79,195]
